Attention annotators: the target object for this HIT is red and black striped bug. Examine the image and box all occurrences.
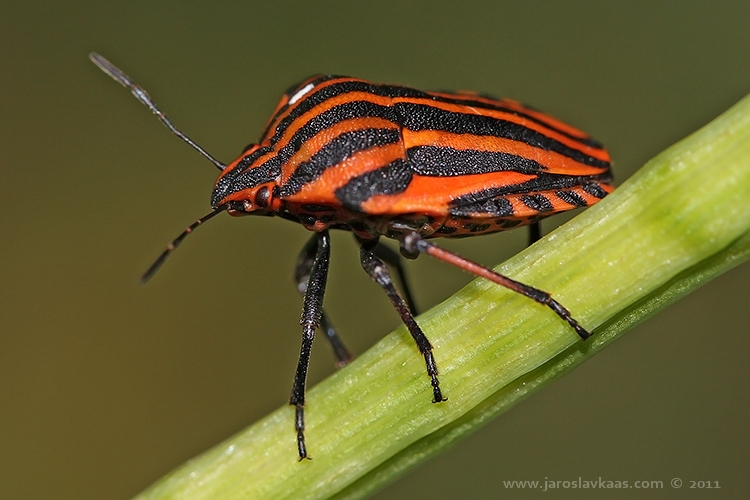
[90,53,613,460]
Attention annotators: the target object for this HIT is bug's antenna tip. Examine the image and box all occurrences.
[89,52,226,172]
[139,250,169,284]
[88,52,109,71]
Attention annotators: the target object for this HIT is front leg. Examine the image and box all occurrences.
[294,234,353,367]
[289,230,331,460]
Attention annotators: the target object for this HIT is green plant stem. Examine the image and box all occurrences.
[134,92,750,500]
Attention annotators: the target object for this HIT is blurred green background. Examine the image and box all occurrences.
[2,1,749,499]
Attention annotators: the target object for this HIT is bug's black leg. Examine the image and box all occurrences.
[290,230,331,460]
[372,241,419,315]
[294,234,353,367]
[401,233,591,340]
[528,221,542,246]
[359,241,445,404]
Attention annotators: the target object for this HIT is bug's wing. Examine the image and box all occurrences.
[353,91,612,217]
[397,90,611,178]
[423,90,609,155]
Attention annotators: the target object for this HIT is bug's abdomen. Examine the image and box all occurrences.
[432,181,614,237]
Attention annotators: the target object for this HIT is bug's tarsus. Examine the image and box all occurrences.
[140,205,228,283]
[89,52,226,172]
[290,231,331,460]
[547,300,590,340]
[295,405,310,461]
[360,241,445,404]
[295,233,353,367]
[402,232,592,341]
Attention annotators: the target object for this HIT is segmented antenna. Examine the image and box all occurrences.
[89,52,226,171]
[90,53,230,281]
[140,205,228,283]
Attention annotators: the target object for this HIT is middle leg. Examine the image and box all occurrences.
[359,241,445,403]
[372,241,419,315]
[289,230,331,460]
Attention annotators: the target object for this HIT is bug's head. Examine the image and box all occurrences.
[211,144,282,216]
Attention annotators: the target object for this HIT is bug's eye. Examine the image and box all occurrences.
[242,143,256,153]
[255,185,271,209]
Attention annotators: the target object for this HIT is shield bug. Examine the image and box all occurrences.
[90,53,612,460]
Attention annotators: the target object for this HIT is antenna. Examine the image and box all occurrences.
[140,205,228,283]
[89,52,226,171]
